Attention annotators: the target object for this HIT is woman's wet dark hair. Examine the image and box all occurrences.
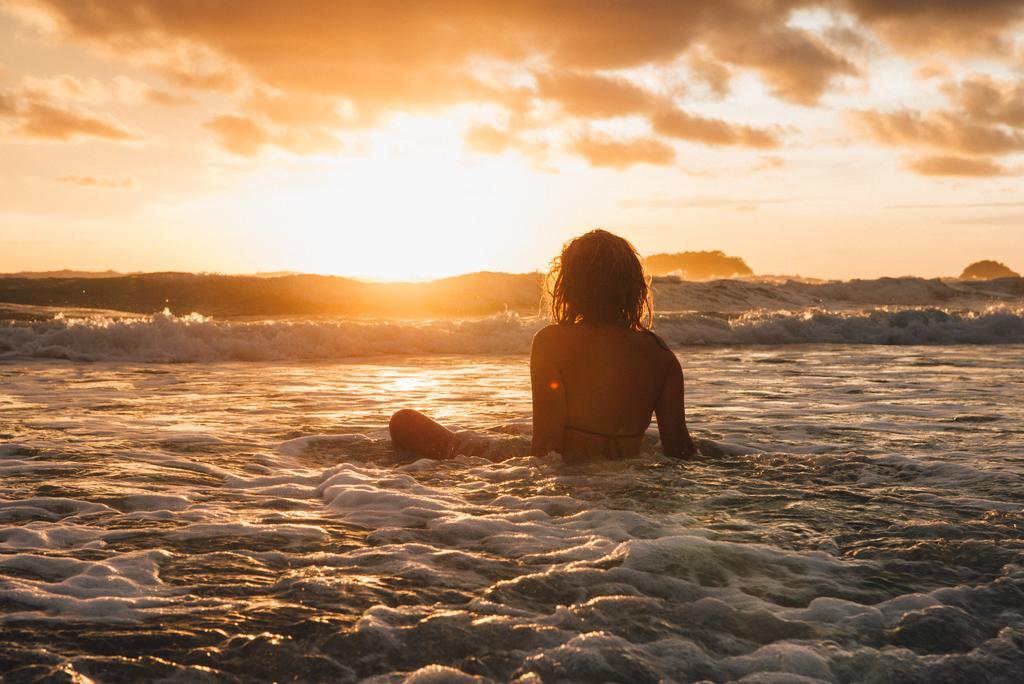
[546,229,652,330]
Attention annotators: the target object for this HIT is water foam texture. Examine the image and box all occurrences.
[3,306,1024,362]
[0,550,181,623]
[3,447,1022,679]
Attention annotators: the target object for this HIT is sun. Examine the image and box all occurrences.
[225,116,550,281]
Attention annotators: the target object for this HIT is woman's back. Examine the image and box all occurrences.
[536,323,669,432]
[530,322,690,459]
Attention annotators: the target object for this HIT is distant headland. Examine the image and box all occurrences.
[644,251,754,280]
[960,260,1020,280]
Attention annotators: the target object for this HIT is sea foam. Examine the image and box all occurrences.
[1,306,1023,362]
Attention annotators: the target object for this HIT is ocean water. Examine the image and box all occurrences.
[1,307,1024,681]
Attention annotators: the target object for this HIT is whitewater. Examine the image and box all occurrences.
[1,278,1023,682]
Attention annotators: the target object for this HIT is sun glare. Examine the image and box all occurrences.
[238,122,548,281]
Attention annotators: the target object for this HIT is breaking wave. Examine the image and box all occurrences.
[2,307,1023,362]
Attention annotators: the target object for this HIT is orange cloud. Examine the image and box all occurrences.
[943,76,1024,128]
[160,64,238,93]
[202,112,341,157]
[710,26,858,105]
[532,70,778,153]
[652,109,780,148]
[847,69,1024,177]
[904,155,1012,177]
[20,73,89,100]
[202,114,270,156]
[464,125,516,154]
[272,126,343,155]
[534,71,656,118]
[571,134,675,169]
[0,91,15,115]
[755,155,785,170]
[843,0,1024,55]
[1,96,140,141]
[687,52,732,98]
[914,61,950,81]
[55,174,136,187]
[245,91,348,128]
[621,194,791,210]
[144,88,195,107]
[848,109,1024,155]
[15,2,1024,103]
[14,0,839,163]
[13,0,1024,172]
[18,73,160,107]
[34,1,858,105]
[19,102,136,140]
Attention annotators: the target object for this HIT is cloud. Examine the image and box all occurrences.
[1,94,140,141]
[620,194,792,210]
[532,69,779,155]
[755,155,785,170]
[272,126,343,155]
[202,114,270,156]
[914,61,950,81]
[18,102,139,140]
[534,71,657,118]
[18,73,158,106]
[0,91,16,115]
[462,124,552,169]
[903,155,1013,177]
[12,0,1024,172]
[888,200,1024,209]
[198,90,349,155]
[0,74,158,143]
[160,64,239,93]
[687,51,732,98]
[847,71,1024,177]
[11,0,834,163]
[710,26,858,105]
[245,91,348,128]
[12,2,1024,104]
[652,109,780,148]
[571,134,675,169]
[940,212,1024,226]
[464,125,516,154]
[20,73,91,100]
[943,75,1024,128]
[55,174,135,188]
[202,113,341,156]
[848,109,1024,155]
[824,25,875,54]
[33,1,850,105]
[144,89,195,107]
[842,0,1024,55]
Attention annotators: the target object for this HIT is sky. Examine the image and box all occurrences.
[1,1,1023,281]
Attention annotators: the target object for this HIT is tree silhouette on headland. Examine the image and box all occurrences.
[960,260,1019,280]
[645,251,753,280]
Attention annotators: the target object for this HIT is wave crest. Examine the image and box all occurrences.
[2,306,1023,362]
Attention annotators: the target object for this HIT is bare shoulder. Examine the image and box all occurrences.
[637,329,672,356]
[642,330,680,373]
[643,329,670,351]
[531,324,564,351]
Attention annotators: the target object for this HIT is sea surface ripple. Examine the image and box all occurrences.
[1,345,1023,682]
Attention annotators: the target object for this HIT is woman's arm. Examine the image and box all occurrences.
[530,328,566,456]
[654,352,698,460]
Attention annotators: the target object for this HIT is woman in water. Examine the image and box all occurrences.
[389,229,698,461]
